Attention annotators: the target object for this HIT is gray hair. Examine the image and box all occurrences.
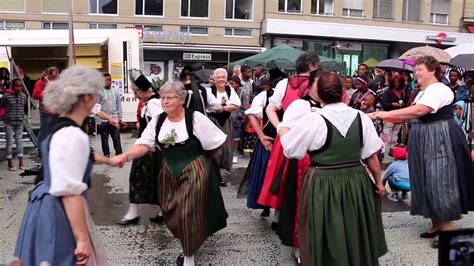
[43,66,104,114]
[214,68,228,78]
[159,80,187,101]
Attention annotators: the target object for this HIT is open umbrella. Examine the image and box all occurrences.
[445,43,474,57]
[376,59,413,72]
[399,46,452,64]
[363,58,380,69]
[449,54,474,70]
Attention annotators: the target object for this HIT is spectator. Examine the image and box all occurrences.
[383,147,410,202]
[233,65,241,77]
[0,78,27,171]
[253,64,267,96]
[349,75,375,110]
[240,65,253,98]
[229,75,246,164]
[33,67,59,145]
[449,69,469,102]
[97,73,122,157]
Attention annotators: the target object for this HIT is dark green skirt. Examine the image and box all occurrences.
[299,165,387,266]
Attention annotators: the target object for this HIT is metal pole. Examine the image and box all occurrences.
[68,0,76,66]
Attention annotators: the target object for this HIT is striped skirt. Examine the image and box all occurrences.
[157,155,211,256]
[208,116,233,171]
[408,119,463,222]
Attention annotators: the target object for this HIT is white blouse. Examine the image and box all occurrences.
[136,111,227,151]
[245,90,269,118]
[414,82,454,113]
[268,78,289,110]
[141,98,163,118]
[49,126,89,196]
[206,87,242,113]
[280,103,382,160]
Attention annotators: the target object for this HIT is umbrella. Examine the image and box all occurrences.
[399,46,452,64]
[363,58,380,68]
[444,43,474,57]
[449,54,474,70]
[376,59,413,72]
[194,69,214,83]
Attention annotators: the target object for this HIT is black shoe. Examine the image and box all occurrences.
[176,253,184,266]
[271,222,278,231]
[260,208,270,217]
[219,181,227,187]
[149,214,164,224]
[420,230,440,238]
[115,217,139,225]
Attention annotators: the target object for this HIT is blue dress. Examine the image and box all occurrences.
[14,122,94,266]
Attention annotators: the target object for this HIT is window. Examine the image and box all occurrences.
[136,25,163,32]
[43,22,69,30]
[430,0,449,24]
[278,0,302,12]
[181,0,208,17]
[342,8,364,17]
[226,0,252,20]
[89,23,117,29]
[43,0,68,13]
[136,0,163,16]
[224,28,252,37]
[343,0,364,17]
[373,0,393,19]
[0,0,25,12]
[311,0,334,15]
[402,0,421,22]
[0,21,25,30]
[180,26,208,35]
[90,0,118,14]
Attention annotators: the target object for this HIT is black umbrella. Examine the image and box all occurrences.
[194,69,213,83]
[450,54,474,70]
[376,59,413,72]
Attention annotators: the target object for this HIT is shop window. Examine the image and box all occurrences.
[224,28,252,37]
[373,0,393,19]
[226,0,252,20]
[135,0,163,16]
[402,0,421,22]
[0,0,25,12]
[362,44,388,64]
[180,26,208,35]
[90,0,118,14]
[311,0,334,15]
[343,0,364,17]
[278,0,302,13]
[0,21,25,30]
[89,23,118,29]
[43,22,69,30]
[181,0,209,18]
[430,0,449,24]
[43,0,68,13]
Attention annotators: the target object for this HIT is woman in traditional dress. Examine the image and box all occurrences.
[111,80,228,265]
[14,66,115,265]
[279,72,387,265]
[372,56,473,247]
[117,69,164,225]
[207,68,241,186]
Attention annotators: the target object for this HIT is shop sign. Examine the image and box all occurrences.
[274,38,303,48]
[143,31,192,42]
[183,53,212,61]
[426,33,456,44]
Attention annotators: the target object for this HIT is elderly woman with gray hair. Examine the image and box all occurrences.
[14,66,116,265]
[111,80,228,266]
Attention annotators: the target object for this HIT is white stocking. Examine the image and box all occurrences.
[123,203,139,220]
[272,210,280,223]
[183,255,195,266]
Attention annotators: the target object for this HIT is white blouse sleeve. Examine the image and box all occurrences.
[146,98,163,117]
[135,116,158,151]
[269,78,288,110]
[228,88,242,107]
[205,87,221,112]
[277,100,312,130]
[359,111,383,159]
[193,112,227,150]
[415,82,454,113]
[49,127,89,196]
[245,91,267,118]
[91,103,101,115]
[280,112,327,159]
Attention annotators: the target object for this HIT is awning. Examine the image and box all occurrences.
[468,25,474,33]
[0,37,108,47]
[0,29,113,47]
[144,43,265,53]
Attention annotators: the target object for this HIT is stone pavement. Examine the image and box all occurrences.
[1,131,474,265]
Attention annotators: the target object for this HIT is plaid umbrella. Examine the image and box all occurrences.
[449,54,474,70]
[399,46,452,64]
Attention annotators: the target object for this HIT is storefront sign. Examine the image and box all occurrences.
[426,32,456,44]
[183,53,212,61]
[274,38,303,49]
[143,31,191,42]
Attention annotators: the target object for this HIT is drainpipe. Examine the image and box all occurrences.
[259,0,266,47]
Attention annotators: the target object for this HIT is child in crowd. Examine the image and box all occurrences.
[382,147,410,202]
[229,75,247,163]
[0,78,27,171]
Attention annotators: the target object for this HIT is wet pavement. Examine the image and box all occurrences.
[2,131,474,265]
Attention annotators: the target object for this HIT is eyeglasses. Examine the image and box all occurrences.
[161,96,180,101]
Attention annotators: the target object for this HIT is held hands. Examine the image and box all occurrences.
[375,182,385,197]
[259,135,274,151]
[109,153,128,168]
[75,239,92,265]
[109,119,120,129]
[368,111,386,121]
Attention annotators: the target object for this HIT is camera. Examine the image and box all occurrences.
[439,228,474,265]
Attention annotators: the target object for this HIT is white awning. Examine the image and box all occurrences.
[0,29,110,47]
[144,43,265,53]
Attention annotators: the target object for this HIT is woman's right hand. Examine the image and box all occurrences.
[259,135,274,151]
[375,182,385,197]
[75,239,92,265]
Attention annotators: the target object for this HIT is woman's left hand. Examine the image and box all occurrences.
[375,182,385,197]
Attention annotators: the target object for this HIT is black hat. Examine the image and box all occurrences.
[129,69,151,92]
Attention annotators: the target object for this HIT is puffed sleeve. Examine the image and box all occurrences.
[193,112,227,150]
[205,87,221,112]
[228,87,241,107]
[135,116,158,151]
[91,103,101,115]
[147,98,163,117]
[359,111,383,159]
[280,113,327,159]
[49,127,89,196]
[277,99,312,130]
[269,78,288,110]
[245,91,267,118]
